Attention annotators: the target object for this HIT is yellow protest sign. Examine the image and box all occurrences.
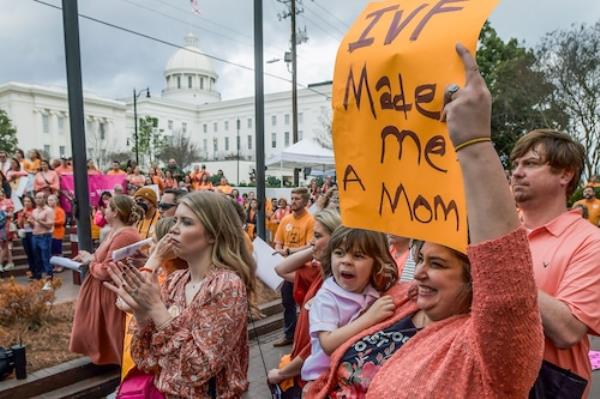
[332,0,499,253]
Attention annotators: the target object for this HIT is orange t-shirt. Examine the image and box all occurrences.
[190,171,206,191]
[528,209,600,396]
[573,198,600,226]
[216,184,233,195]
[24,159,41,173]
[274,211,315,249]
[151,176,164,193]
[107,169,126,176]
[52,206,66,240]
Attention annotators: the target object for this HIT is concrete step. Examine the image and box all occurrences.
[29,371,119,399]
[0,261,72,278]
[6,248,73,264]
[0,358,119,399]
[258,299,283,318]
[11,242,71,258]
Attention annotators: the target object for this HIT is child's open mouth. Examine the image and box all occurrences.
[339,271,355,280]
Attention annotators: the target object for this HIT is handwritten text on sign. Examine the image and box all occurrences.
[332,0,498,253]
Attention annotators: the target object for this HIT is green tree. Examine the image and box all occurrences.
[477,22,568,166]
[537,21,600,179]
[133,116,166,166]
[0,109,18,153]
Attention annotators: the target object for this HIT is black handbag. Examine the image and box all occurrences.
[529,360,588,399]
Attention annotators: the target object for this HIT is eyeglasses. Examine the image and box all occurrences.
[158,202,176,211]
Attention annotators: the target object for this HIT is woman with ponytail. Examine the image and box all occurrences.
[69,195,143,365]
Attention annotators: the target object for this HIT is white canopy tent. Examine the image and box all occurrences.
[265,139,335,170]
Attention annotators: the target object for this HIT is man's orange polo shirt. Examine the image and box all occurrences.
[528,209,600,395]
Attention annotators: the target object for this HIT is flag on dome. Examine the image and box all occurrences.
[190,0,201,15]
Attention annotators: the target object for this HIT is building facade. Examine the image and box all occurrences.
[0,33,332,173]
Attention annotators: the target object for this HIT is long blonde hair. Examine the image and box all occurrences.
[179,191,257,307]
[314,208,341,235]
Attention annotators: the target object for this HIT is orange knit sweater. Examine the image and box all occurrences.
[308,228,544,399]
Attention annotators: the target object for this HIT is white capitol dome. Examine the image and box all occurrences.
[162,33,221,105]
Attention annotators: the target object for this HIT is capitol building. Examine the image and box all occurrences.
[0,33,332,172]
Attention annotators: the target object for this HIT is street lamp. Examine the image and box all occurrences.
[236,118,241,185]
[133,87,151,165]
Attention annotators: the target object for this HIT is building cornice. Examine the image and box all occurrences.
[0,81,126,109]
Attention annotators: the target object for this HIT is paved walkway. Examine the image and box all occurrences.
[246,331,292,398]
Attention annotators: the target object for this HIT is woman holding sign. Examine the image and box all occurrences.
[69,195,143,365]
[306,45,543,399]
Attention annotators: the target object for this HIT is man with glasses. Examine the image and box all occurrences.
[158,188,185,217]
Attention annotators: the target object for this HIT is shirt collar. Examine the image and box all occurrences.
[528,209,582,238]
[323,276,380,303]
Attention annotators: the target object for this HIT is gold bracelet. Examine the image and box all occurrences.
[454,137,492,152]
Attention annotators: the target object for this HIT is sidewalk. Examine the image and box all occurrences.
[246,331,292,398]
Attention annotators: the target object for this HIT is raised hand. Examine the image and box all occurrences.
[152,233,177,262]
[441,43,492,148]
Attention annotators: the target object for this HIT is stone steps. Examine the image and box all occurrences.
[0,300,285,399]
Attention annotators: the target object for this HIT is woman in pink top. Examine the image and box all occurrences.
[86,159,102,176]
[33,160,59,195]
[0,188,15,271]
[69,195,143,365]
[306,45,544,399]
[126,166,145,190]
[6,158,28,193]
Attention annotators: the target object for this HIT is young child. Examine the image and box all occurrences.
[47,195,65,272]
[301,226,398,382]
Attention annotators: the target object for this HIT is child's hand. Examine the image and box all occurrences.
[364,295,395,324]
[267,368,285,384]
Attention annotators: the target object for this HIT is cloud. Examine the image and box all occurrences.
[1,0,598,102]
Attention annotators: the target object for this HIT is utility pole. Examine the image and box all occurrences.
[254,0,266,240]
[290,0,298,145]
[277,0,308,186]
[236,118,240,185]
[133,89,139,165]
[60,0,92,253]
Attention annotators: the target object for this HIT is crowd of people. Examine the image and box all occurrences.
[0,148,340,288]
[3,45,599,399]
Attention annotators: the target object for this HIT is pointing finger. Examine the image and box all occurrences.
[456,43,482,87]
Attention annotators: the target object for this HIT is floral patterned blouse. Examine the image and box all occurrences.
[330,315,419,398]
[131,268,249,399]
